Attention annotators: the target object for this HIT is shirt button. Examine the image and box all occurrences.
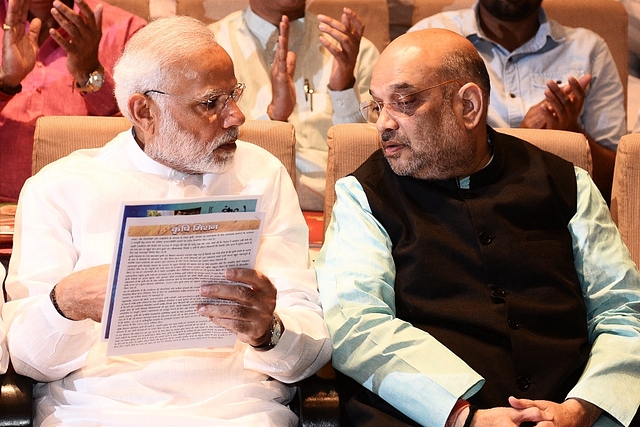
[36,61,43,67]
[490,287,505,298]
[508,318,520,329]
[36,87,42,93]
[478,231,493,245]
[516,375,531,391]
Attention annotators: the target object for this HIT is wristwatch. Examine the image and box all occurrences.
[251,314,283,351]
[75,64,105,93]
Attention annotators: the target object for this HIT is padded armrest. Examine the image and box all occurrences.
[0,364,33,427]
[292,373,340,427]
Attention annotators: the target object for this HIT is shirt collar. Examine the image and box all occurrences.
[245,6,305,51]
[467,1,566,54]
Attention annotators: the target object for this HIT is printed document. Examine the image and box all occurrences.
[101,196,263,356]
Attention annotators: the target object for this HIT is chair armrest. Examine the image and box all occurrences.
[292,372,340,427]
[0,364,33,427]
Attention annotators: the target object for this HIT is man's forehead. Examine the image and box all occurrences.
[370,66,432,97]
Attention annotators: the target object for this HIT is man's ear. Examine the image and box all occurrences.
[128,93,157,136]
[458,83,484,130]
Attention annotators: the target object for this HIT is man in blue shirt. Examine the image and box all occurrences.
[410,0,626,203]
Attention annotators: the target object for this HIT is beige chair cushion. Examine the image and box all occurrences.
[611,133,640,267]
[102,0,150,20]
[32,116,297,181]
[323,123,592,234]
[32,116,131,175]
[324,123,379,229]
[238,119,297,182]
[495,128,592,175]
[411,0,628,106]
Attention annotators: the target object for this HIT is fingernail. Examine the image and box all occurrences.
[200,285,211,294]
[224,269,234,279]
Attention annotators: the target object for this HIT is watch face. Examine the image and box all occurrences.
[270,316,282,345]
[90,71,104,89]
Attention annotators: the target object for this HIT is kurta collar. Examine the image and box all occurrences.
[244,6,305,53]
[462,127,504,190]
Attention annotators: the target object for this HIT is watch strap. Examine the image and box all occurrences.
[251,314,282,351]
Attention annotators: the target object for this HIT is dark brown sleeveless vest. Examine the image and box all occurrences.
[349,128,591,411]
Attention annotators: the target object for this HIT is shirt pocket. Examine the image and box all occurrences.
[531,69,587,90]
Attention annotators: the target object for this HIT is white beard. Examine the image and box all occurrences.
[145,113,237,175]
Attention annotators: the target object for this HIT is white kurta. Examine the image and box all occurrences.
[4,130,332,427]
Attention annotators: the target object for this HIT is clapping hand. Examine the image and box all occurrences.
[49,0,103,86]
[317,7,364,91]
[1,0,41,88]
[521,74,591,132]
[267,14,296,122]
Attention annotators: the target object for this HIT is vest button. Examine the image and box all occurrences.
[490,287,505,298]
[516,375,531,390]
[462,191,476,199]
[478,231,493,244]
[508,318,520,329]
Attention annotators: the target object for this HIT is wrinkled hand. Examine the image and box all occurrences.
[267,15,296,122]
[54,264,110,322]
[509,397,602,427]
[49,0,102,85]
[198,268,277,346]
[317,7,363,91]
[1,0,42,87]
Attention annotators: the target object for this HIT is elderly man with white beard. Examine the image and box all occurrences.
[2,15,331,427]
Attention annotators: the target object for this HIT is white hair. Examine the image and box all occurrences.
[113,15,219,120]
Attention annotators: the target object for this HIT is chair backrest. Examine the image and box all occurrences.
[32,116,130,174]
[323,123,379,230]
[32,116,297,182]
[102,0,150,20]
[610,132,640,267]
[323,124,592,234]
[411,0,629,105]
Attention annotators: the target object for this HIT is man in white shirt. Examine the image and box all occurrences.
[3,15,331,427]
[209,0,379,211]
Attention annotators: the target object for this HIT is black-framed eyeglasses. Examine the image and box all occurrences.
[143,82,245,114]
[359,79,462,123]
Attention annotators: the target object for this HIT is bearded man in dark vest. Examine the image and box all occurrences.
[316,28,640,427]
